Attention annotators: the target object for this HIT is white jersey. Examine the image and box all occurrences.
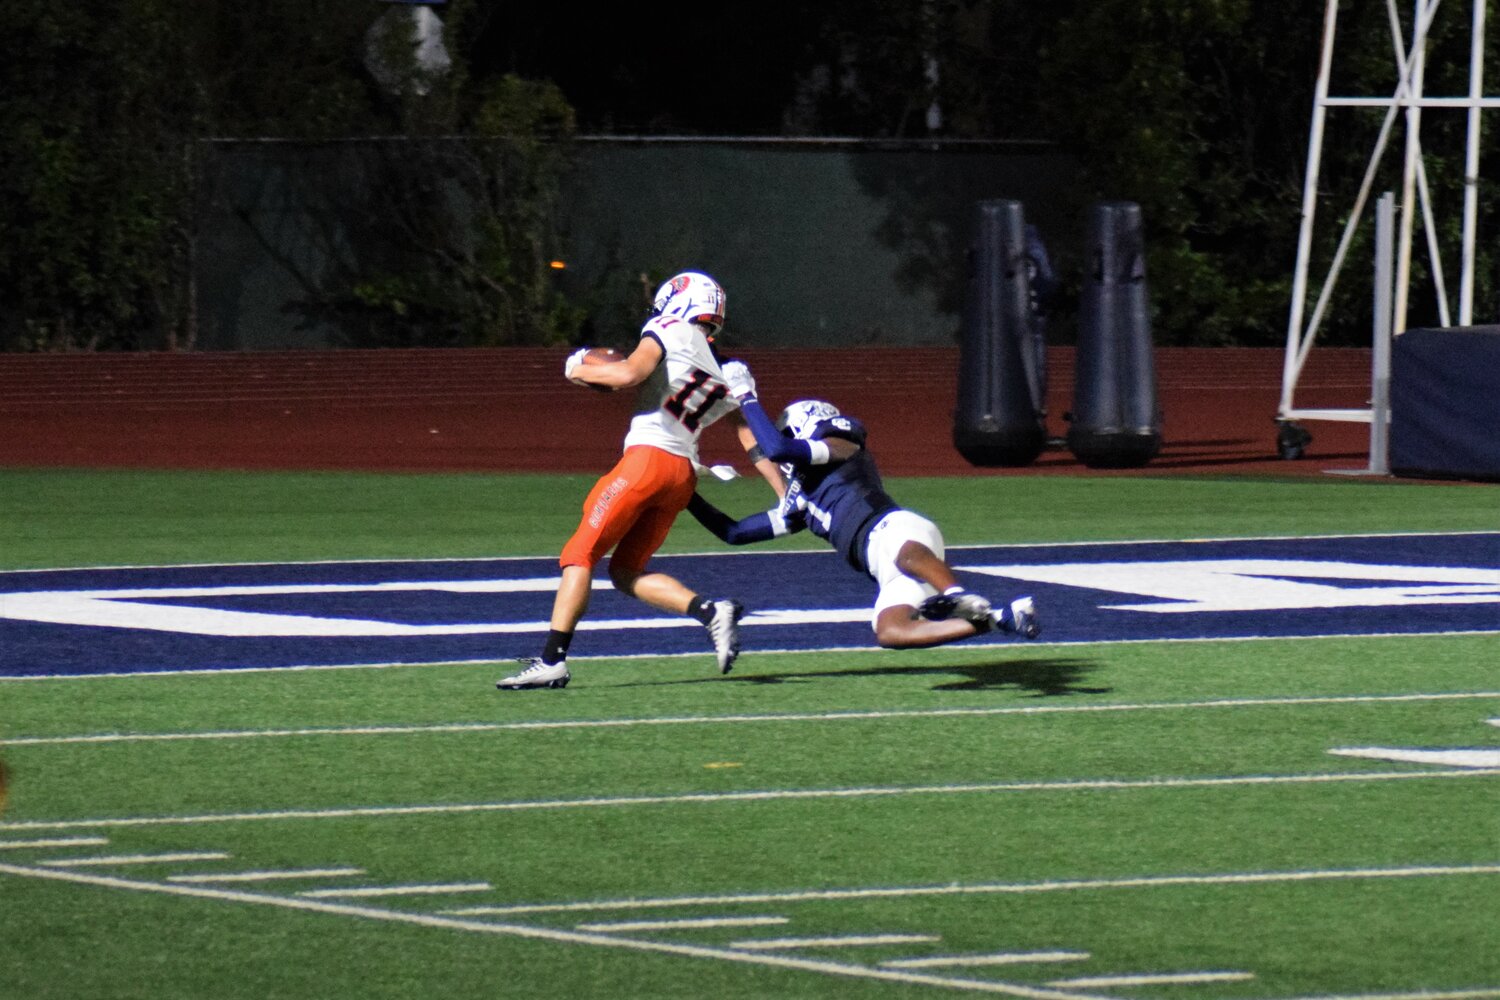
[622,316,739,462]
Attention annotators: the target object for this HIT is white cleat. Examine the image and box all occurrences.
[706,599,746,674]
[918,589,991,624]
[496,657,571,690]
[995,596,1041,640]
[951,592,993,625]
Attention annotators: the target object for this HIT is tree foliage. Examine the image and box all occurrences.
[8,0,1500,349]
[1,0,579,351]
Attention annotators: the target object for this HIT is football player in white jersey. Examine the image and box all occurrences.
[498,271,757,690]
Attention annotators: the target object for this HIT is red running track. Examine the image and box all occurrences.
[0,347,1378,477]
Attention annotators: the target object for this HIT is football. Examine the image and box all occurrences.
[582,347,625,365]
[572,347,625,391]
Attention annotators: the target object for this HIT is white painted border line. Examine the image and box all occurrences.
[298,882,491,898]
[578,916,789,933]
[9,691,1500,746]
[1264,989,1500,1000]
[885,952,1090,969]
[0,836,108,850]
[445,863,1500,917]
[0,861,1114,1000]
[1332,748,1500,769]
[1050,972,1253,987]
[7,625,1500,682]
[5,767,1498,833]
[38,851,229,867]
[733,934,940,951]
[6,528,1495,574]
[168,867,364,883]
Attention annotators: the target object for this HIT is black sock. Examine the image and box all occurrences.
[686,595,716,625]
[542,629,573,665]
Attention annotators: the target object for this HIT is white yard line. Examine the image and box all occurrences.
[0,861,1115,1000]
[7,691,1498,746]
[4,767,1497,833]
[297,882,491,898]
[0,836,108,850]
[885,953,1091,969]
[1049,972,1253,987]
[444,863,1500,917]
[732,934,939,950]
[578,916,789,932]
[38,851,229,867]
[168,867,364,883]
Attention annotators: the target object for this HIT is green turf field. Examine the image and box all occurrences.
[2,468,1498,1000]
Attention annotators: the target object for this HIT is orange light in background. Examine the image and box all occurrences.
[548,260,567,270]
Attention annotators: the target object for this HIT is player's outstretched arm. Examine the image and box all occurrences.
[686,493,800,545]
[722,359,857,466]
[735,420,786,497]
[740,397,859,465]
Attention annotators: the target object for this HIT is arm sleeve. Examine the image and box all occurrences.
[739,398,831,465]
[686,493,801,545]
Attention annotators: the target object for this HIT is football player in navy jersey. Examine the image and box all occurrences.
[687,361,1041,650]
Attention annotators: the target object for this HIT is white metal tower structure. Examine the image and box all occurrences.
[1278,0,1499,459]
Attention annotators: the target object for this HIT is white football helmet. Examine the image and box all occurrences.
[652,271,727,335]
[777,399,841,440]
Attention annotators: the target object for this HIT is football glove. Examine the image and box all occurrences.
[563,348,588,381]
[721,359,757,401]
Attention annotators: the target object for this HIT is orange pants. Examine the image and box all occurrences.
[559,445,697,576]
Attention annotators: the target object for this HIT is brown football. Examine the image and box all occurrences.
[574,346,625,391]
[582,347,625,364]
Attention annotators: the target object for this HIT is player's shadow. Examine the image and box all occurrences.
[724,656,1110,696]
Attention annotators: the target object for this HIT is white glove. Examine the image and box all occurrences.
[721,360,756,400]
[697,463,741,482]
[564,348,588,382]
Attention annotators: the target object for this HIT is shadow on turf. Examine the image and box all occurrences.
[628,657,1109,696]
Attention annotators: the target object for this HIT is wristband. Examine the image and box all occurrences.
[746,444,766,464]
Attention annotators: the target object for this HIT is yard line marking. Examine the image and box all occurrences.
[578,916,789,933]
[885,952,1090,969]
[38,851,229,867]
[297,882,491,898]
[8,691,1500,746]
[0,836,108,850]
[4,767,1497,832]
[0,862,1114,1000]
[168,867,364,883]
[1331,748,1500,768]
[444,863,1500,916]
[1049,972,1254,987]
[732,934,940,950]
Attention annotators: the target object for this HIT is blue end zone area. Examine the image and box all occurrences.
[2,532,1498,678]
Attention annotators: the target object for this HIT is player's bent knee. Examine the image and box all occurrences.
[606,561,643,594]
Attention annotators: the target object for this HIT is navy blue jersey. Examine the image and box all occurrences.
[785,415,900,575]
